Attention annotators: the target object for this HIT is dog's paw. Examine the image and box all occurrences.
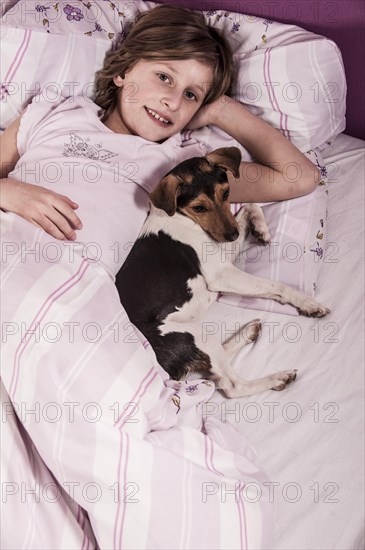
[251,226,271,245]
[270,369,298,391]
[296,299,330,318]
[243,319,262,343]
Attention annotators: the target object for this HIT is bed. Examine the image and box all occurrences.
[1,1,364,549]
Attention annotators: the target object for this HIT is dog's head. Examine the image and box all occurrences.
[149,147,242,242]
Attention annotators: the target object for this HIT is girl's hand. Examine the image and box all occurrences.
[185,95,232,130]
[0,178,82,240]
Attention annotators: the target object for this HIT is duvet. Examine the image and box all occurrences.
[1,212,274,549]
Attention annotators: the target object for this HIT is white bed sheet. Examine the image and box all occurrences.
[203,132,365,550]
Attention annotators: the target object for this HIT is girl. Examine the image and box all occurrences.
[0,4,320,249]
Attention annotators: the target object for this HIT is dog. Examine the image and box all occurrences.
[115,147,330,398]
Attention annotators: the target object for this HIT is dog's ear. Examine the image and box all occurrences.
[149,173,184,216]
[205,147,242,179]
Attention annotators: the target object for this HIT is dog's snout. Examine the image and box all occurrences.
[224,228,240,242]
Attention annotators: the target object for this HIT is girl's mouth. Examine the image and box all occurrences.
[145,107,172,126]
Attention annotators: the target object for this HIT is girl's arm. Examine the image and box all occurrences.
[0,115,83,240]
[187,96,321,203]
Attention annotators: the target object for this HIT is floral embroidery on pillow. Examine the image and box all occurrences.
[259,19,274,47]
[304,149,329,268]
[33,1,126,39]
[63,4,84,21]
[205,10,241,34]
[205,10,275,50]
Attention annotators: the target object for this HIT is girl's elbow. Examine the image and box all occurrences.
[298,165,322,196]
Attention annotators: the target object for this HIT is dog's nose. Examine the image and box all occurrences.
[224,229,239,242]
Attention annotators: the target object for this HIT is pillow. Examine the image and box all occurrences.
[1,0,346,151]
[205,10,346,153]
[0,25,112,130]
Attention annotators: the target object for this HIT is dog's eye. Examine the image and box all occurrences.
[192,205,208,213]
[222,189,230,201]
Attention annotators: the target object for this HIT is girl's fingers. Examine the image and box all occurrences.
[30,205,81,240]
[53,198,83,230]
[11,181,84,239]
[47,209,79,240]
[30,215,69,241]
[60,195,80,209]
[46,214,74,240]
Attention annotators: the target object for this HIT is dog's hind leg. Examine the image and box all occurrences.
[209,352,298,398]
[187,326,297,397]
[223,319,262,359]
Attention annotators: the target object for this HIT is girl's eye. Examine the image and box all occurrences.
[185,90,198,101]
[158,73,170,83]
[222,189,230,201]
[192,205,208,213]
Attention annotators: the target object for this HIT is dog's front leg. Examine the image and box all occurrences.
[207,265,329,317]
[236,204,271,245]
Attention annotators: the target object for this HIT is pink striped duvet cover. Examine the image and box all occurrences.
[1,212,274,549]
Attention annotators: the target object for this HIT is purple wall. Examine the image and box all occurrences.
[156,0,365,139]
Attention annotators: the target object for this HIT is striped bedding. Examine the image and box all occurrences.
[1,212,274,549]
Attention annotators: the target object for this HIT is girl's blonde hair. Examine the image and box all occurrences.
[94,4,235,121]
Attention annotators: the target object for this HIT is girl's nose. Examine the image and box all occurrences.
[161,91,182,111]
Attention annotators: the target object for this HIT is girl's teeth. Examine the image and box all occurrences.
[147,108,170,124]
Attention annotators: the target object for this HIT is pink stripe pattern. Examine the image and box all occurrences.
[9,259,90,398]
[113,366,158,428]
[1,28,31,101]
[263,48,291,140]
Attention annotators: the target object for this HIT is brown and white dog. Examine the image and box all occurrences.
[115,147,330,398]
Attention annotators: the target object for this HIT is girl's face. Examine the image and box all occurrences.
[104,58,214,141]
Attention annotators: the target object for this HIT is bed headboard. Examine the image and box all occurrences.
[156,0,365,140]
